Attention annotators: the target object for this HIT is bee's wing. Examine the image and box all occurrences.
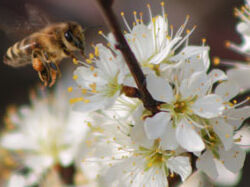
[25,3,52,31]
[0,2,54,41]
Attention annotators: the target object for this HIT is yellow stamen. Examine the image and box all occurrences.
[95,46,99,56]
[67,87,73,92]
[89,53,94,59]
[69,97,83,104]
[86,59,92,64]
[225,41,231,48]
[84,99,90,103]
[72,58,78,64]
[82,88,87,94]
[147,162,153,168]
[213,57,220,66]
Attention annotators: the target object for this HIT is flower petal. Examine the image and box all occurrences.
[211,119,233,150]
[208,69,227,84]
[192,94,224,118]
[73,93,118,113]
[213,159,241,186]
[215,81,240,101]
[146,74,174,103]
[144,112,171,140]
[1,133,36,150]
[126,24,155,63]
[224,106,250,130]
[219,145,246,173]
[160,122,179,150]
[180,71,209,98]
[196,150,218,179]
[168,156,192,181]
[149,37,182,64]
[227,68,250,90]
[58,149,74,166]
[131,120,154,149]
[176,118,205,152]
[25,155,54,172]
[8,174,27,187]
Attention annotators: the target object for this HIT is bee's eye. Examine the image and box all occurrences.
[64,30,73,42]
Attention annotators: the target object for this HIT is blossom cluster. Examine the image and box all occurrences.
[1,1,250,187]
[69,2,250,186]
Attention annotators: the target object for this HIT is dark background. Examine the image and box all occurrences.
[0,0,248,186]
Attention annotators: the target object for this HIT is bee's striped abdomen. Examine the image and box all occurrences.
[3,37,33,67]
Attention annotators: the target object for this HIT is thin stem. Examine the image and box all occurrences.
[94,1,197,187]
[95,0,159,113]
[56,164,76,185]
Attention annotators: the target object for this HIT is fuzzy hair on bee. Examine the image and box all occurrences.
[3,21,86,87]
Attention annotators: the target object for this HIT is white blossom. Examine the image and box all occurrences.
[1,84,90,185]
[82,112,192,187]
[71,43,126,112]
[145,71,226,152]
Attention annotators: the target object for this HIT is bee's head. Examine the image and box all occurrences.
[63,22,85,54]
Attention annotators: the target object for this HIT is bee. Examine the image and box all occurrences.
[3,22,86,87]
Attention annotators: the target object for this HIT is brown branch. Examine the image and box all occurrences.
[94,1,198,187]
[95,0,159,113]
[55,164,76,185]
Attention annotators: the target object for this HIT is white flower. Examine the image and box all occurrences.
[1,85,90,185]
[145,71,226,152]
[196,144,246,180]
[228,0,250,56]
[227,63,250,90]
[99,2,209,79]
[8,174,27,187]
[222,1,250,91]
[122,3,196,67]
[71,43,126,112]
[82,112,192,187]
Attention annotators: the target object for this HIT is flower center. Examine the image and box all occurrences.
[139,140,174,170]
[104,73,121,97]
[173,100,188,114]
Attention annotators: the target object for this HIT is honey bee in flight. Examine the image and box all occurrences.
[3,22,86,87]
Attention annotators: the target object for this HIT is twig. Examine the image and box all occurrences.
[95,0,159,113]
[94,1,197,186]
[56,164,76,185]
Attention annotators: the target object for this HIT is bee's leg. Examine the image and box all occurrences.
[48,62,59,87]
[41,51,60,87]
[32,50,50,86]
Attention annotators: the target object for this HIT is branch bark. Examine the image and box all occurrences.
[94,1,197,186]
[95,0,159,113]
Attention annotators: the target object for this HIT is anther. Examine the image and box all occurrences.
[67,87,73,92]
[213,57,220,66]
